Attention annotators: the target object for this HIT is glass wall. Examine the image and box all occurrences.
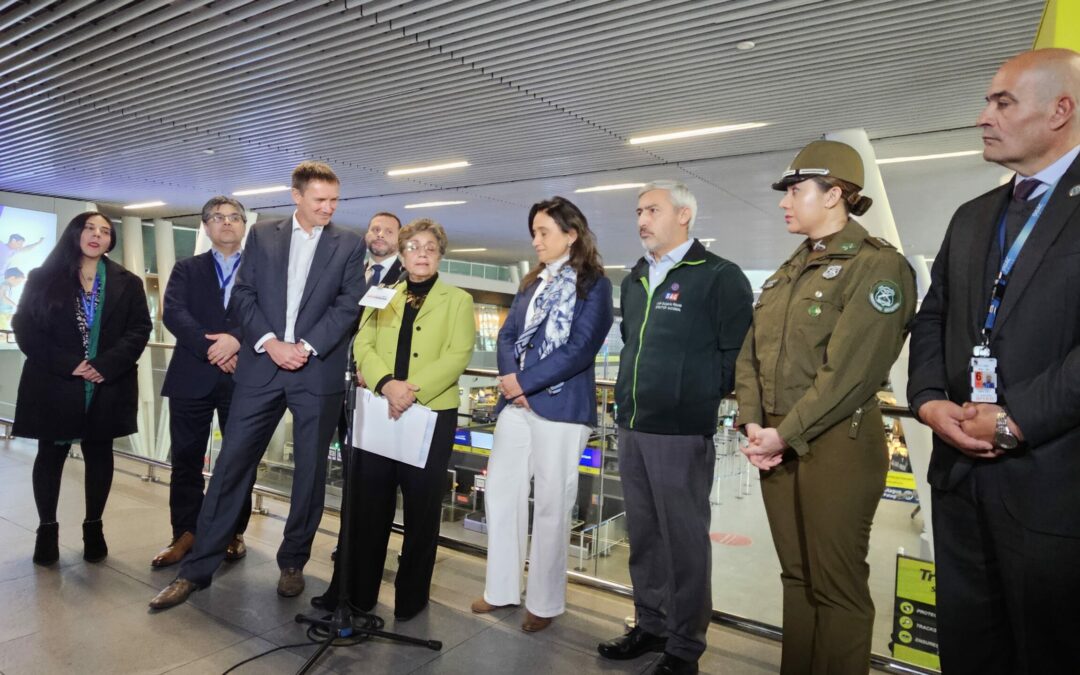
[0,333,934,674]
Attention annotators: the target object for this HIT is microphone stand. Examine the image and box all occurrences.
[294,363,441,674]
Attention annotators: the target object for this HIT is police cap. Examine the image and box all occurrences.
[771,140,865,192]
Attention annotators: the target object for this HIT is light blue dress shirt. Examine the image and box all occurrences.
[646,238,695,290]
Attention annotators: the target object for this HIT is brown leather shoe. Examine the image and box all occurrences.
[277,567,305,597]
[151,532,195,568]
[224,534,247,562]
[470,597,518,614]
[149,578,198,610]
[522,610,553,632]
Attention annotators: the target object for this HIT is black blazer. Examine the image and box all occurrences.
[908,153,1080,536]
[13,257,152,441]
[230,218,367,395]
[160,251,242,399]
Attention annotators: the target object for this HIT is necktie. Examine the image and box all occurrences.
[1013,177,1041,202]
[370,263,383,287]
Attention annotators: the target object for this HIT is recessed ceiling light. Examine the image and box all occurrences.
[123,201,166,209]
[575,183,646,193]
[450,248,487,253]
[404,200,467,209]
[603,265,627,269]
[876,150,981,164]
[629,122,768,145]
[388,161,470,176]
[233,185,291,196]
[735,40,756,51]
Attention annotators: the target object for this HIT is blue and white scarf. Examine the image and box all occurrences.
[512,263,577,394]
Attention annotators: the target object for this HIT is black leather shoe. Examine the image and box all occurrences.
[33,522,59,566]
[598,626,668,660]
[649,653,699,675]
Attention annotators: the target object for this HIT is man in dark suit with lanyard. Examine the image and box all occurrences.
[908,48,1080,674]
[151,161,367,609]
[151,196,253,568]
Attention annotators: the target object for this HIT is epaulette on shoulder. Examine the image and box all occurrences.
[865,236,897,250]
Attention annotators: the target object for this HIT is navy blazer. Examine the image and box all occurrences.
[230,219,367,395]
[496,275,614,426]
[161,251,242,399]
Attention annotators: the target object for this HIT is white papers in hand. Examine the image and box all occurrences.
[352,388,437,468]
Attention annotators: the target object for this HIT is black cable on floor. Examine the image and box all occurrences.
[221,610,387,673]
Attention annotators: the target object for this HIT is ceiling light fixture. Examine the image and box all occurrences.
[404,200,467,209]
[735,40,756,51]
[388,160,470,176]
[123,201,166,209]
[232,185,290,196]
[575,183,646,193]
[603,265,627,269]
[450,248,487,253]
[699,238,716,243]
[629,122,768,145]
[876,150,981,164]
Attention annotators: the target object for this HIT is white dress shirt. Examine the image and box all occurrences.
[255,213,324,353]
[525,252,570,326]
[1018,143,1080,199]
[646,238,694,290]
[366,254,398,286]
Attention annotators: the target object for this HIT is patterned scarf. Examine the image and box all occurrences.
[513,263,576,394]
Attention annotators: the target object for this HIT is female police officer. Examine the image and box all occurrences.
[734,140,916,675]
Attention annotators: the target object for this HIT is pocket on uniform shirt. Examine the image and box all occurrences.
[793,292,841,356]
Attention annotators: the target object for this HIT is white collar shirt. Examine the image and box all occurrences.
[524,252,570,326]
[646,238,694,290]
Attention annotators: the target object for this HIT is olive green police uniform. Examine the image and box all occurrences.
[735,142,916,675]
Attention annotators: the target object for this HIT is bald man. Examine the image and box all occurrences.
[908,48,1080,674]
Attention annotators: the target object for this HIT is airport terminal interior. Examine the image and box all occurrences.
[0,0,1074,673]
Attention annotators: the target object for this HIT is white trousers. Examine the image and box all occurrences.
[482,405,591,617]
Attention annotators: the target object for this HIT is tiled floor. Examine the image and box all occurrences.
[0,438,783,674]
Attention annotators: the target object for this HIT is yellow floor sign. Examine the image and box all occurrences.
[891,554,940,670]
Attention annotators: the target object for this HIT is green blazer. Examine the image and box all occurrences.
[355,276,476,411]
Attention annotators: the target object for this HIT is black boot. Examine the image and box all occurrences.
[33,522,60,566]
[82,519,108,562]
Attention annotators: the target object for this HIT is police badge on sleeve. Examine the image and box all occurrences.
[869,280,902,314]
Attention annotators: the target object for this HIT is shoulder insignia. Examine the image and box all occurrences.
[839,242,857,252]
[868,280,902,314]
[762,278,779,290]
[865,236,897,250]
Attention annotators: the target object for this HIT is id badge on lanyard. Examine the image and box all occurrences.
[970,180,1056,402]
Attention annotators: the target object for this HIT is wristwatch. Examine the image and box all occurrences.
[994,411,1018,451]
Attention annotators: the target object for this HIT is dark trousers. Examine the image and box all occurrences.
[168,375,251,539]
[179,377,342,586]
[617,427,715,662]
[32,438,114,524]
[760,410,888,675]
[932,463,1080,675]
[346,408,456,616]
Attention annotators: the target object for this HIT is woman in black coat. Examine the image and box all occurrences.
[13,212,152,565]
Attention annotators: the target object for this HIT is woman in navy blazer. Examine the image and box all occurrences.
[471,196,613,632]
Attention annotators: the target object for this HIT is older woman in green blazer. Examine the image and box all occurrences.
[348,217,476,620]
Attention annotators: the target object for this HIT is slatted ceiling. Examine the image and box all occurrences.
[0,0,1045,271]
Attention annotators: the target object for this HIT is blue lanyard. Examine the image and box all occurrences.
[981,181,1056,342]
[213,253,241,290]
[80,273,101,327]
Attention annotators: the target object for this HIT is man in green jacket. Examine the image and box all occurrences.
[598,180,753,675]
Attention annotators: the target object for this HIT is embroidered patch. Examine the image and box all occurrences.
[868,280,902,314]
[822,265,842,279]
[807,304,822,317]
[840,242,856,252]
[1070,184,1080,198]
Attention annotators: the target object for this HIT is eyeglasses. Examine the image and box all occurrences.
[207,213,245,224]
[404,242,440,255]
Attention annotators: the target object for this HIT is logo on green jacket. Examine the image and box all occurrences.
[869,280,902,314]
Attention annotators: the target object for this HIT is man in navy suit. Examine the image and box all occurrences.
[151,161,367,609]
[151,196,252,568]
[908,48,1080,673]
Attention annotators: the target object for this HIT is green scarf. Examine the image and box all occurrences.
[84,258,106,410]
